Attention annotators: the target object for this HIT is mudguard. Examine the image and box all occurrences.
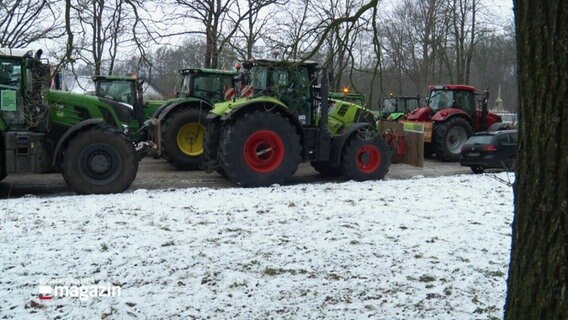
[156,98,211,122]
[217,97,303,130]
[329,122,374,167]
[52,118,105,166]
[431,108,471,122]
[405,107,433,121]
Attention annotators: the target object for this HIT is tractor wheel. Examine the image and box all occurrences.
[203,118,226,177]
[311,161,341,177]
[471,166,484,174]
[219,111,300,187]
[341,134,391,181]
[432,117,472,162]
[161,108,209,170]
[62,127,138,194]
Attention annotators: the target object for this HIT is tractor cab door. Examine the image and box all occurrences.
[270,66,312,125]
[95,79,137,106]
[453,90,476,116]
[0,57,25,128]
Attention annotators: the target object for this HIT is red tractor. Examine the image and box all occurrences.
[403,85,504,161]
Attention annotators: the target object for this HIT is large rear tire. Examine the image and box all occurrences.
[62,128,138,194]
[219,111,300,187]
[432,117,472,161]
[161,108,209,170]
[341,134,391,181]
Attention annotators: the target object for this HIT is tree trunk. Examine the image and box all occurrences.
[505,0,568,318]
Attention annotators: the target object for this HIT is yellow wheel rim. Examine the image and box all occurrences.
[176,123,206,156]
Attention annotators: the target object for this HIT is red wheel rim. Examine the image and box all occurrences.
[355,145,381,173]
[243,130,285,173]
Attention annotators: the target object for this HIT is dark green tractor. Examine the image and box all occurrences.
[0,48,138,194]
[93,68,236,170]
[204,59,391,187]
[380,95,421,121]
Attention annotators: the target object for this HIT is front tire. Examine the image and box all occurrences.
[471,166,484,174]
[219,111,300,187]
[433,117,472,161]
[341,134,391,181]
[161,108,209,170]
[62,128,138,194]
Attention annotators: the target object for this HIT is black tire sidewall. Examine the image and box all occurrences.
[62,128,138,194]
[219,111,300,187]
[433,117,472,161]
[162,108,210,170]
[311,161,341,177]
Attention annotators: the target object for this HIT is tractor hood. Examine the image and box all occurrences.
[405,106,433,121]
[210,96,285,118]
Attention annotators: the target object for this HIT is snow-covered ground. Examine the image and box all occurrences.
[0,173,514,319]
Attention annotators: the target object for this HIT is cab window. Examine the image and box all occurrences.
[0,59,24,126]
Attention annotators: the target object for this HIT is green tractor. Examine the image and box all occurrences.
[329,88,366,107]
[0,48,138,194]
[204,59,391,187]
[380,95,421,121]
[93,68,236,170]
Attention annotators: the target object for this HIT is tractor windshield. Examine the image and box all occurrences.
[96,80,136,106]
[428,90,453,111]
[179,73,233,103]
[382,98,397,113]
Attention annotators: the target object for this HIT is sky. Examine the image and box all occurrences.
[0,172,515,319]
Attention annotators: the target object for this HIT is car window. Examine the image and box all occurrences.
[497,134,509,145]
[508,132,518,144]
[466,135,493,145]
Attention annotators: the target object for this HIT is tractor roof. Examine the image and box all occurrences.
[92,75,136,81]
[242,59,319,69]
[0,48,35,58]
[178,68,236,76]
[429,84,476,92]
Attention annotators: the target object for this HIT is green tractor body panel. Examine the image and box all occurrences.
[46,90,128,131]
[210,96,287,118]
[327,99,373,135]
[143,99,163,118]
[329,91,366,107]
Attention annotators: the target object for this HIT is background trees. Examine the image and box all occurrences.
[0,0,64,48]
[4,0,517,106]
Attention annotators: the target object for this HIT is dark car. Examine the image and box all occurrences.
[460,130,518,174]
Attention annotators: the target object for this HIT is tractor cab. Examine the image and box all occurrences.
[92,75,147,128]
[0,49,50,130]
[243,59,318,125]
[427,85,476,114]
[177,68,236,104]
[93,75,138,107]
[380,95,421,120]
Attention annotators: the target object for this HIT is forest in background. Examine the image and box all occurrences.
[0,0,516,110]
